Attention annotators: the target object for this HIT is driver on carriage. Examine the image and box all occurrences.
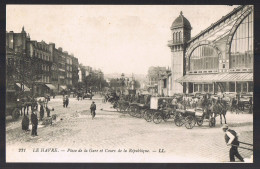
[169,97,177,111]
[159,99,169,110]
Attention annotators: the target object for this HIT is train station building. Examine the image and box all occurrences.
[165,5,253,96]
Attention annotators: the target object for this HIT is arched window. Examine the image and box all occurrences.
[230,13,253,69]
[173,32,175,41]
[179,31,182,42]
[189,45,219,71]
[175,32,179,42]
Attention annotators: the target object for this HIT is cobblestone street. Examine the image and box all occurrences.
[6,94,253,163]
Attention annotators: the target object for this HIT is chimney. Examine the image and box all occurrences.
[58,47,63,52]
[49,42,55,48]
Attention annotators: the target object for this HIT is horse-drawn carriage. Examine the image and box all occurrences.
[83,92,94,100]
[144,97,175,123]
[6,90,21,120]
[174,107,216,129]
[114,100,130,113]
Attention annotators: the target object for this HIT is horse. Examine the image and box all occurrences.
[210,99,227,124]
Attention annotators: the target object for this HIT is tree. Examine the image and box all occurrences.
[83,70,108,91]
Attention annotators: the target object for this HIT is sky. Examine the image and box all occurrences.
[6,5,238,75]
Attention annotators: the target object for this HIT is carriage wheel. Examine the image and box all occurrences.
[163,113,171,122]
[196,119,203,126]
[174,117,184,127]
[185,116,195,129]
[140,109,146,118]
[126,106,131,114]
[133,107,140,118]
[12,108,20,120]
[130,106,137,117]
[122,105,128,114]
[144,110,153,122]
[136,108,143,118]
[129,106,136,116]
[153,112,162,124]
[171,111,177,120]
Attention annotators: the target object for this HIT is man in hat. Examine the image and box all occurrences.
[90,101,96,120]
[63,96,66,107]
[65,95,69,108]
[31,108,38,136]
[222,124,244,162]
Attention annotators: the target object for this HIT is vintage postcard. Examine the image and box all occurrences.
[6,5,253,163]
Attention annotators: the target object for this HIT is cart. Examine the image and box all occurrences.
[115,100,130,113]
[143,97,175,123]
[6,90,22,120]
[174,108,216,129]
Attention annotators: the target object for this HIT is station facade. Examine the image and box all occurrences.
[167,5,253,95]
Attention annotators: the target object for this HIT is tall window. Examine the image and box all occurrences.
[230,13,253,69]
[189,45,219,71]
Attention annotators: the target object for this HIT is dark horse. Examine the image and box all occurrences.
[20,96,38,116]
[210,99,227,124]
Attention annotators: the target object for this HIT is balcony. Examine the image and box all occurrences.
[167,39,183,47]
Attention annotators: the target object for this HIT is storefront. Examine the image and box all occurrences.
[178,73,253,94]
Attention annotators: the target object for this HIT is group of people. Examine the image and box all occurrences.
[21,97,53,137]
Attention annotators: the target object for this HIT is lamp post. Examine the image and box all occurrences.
[120,73,125,94]
[99,71,102,92]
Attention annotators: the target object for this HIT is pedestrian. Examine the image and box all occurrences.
[249,97,253,113]
[31,109,38,136]
[39,105,44,121]
[21,115,30,131]
[90,101,96,120]
[65,95,69,108]
[63,96,66,107]
[46,106,51,117]
[222,124,244,162]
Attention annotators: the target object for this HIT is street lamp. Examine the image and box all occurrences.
[99,71,102,92]
[119,73,125,94]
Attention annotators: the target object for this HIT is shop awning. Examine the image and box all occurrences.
[60,85,67,90]
[177,72,253,83]
[15,83,30,91]
[45,84,56,90]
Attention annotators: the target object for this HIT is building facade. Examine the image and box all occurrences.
[6,27,31,92]
[147,66,167,94]
[64,52,73,87]
[72,56,79,88]
[27,40,54,96]
[167,5,253,95]
[6,28,102,96]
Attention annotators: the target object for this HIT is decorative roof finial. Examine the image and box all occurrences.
[180,11,183,15]
[21,26,26,33]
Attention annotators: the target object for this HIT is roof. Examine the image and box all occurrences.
[177,72,253,83]
[188,5,245,43]
[171,11,192,30]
